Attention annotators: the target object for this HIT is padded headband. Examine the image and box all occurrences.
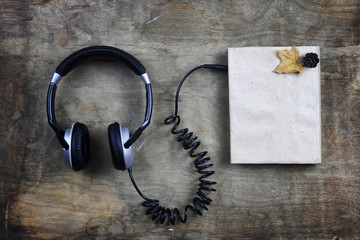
[55,46,146,77]
[47,46,152,150]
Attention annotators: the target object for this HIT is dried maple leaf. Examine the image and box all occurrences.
[273,46,304,74]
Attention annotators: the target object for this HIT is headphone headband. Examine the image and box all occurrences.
[47,46,152,150]
[56,45,146,77]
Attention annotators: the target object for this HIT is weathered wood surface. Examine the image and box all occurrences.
[1,1,359,239]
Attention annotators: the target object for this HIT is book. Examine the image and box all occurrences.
[228,46,321,164]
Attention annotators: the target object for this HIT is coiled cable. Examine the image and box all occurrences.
[128,64,228,224]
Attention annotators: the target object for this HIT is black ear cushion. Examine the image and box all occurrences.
[71,122,90,171]
[108,122,126,170]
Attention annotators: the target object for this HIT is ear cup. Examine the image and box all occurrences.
[108,122,126,170]
[71,122,90,171]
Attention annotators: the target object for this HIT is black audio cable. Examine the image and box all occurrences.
[128,64,228,224]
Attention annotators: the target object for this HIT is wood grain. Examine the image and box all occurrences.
[0,0,359,239]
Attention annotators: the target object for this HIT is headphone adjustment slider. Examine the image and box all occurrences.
[141,73,150,85]
[51,72,62,85]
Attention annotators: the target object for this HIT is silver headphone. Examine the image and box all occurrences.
[47,46,152,171]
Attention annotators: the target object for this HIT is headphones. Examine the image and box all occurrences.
[47,46,152,171]
[47,45,227,225]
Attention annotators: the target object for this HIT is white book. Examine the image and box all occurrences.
[228,46,321,164]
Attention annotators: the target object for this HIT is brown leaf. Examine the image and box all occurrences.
[273,46,304,74]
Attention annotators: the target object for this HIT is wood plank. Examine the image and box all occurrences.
[0,0,359,239]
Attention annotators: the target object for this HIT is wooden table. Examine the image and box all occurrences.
[1,1,359,239]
